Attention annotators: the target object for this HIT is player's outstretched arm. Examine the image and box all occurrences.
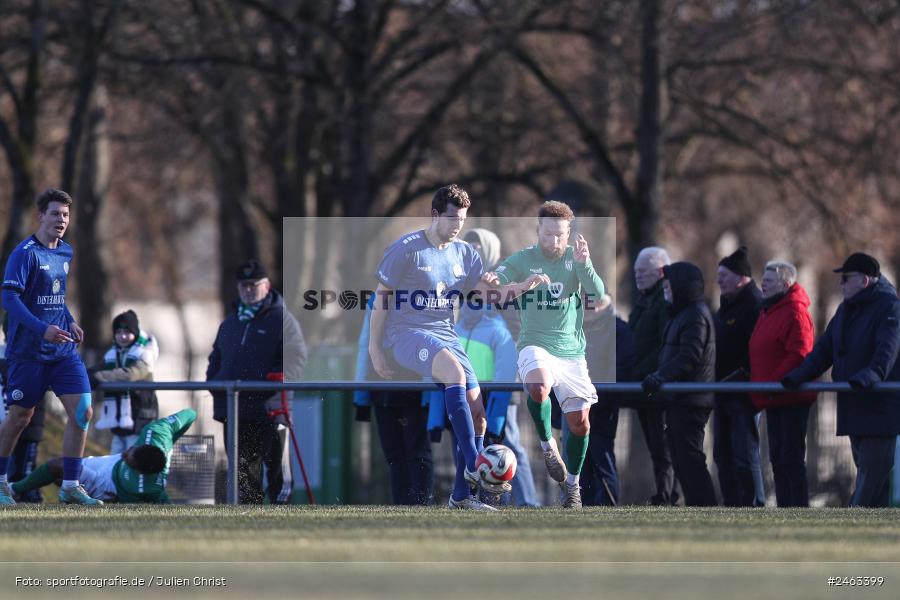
[473,273,550,300]
[167,409,198,442]
[573,234,605,297]
[368,283,394,379]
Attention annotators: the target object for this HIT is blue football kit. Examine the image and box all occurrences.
[2,235,90,408]
[375,229,483,386]
[375,229,485,502]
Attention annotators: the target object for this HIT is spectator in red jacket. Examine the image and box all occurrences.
[748,261,816,506]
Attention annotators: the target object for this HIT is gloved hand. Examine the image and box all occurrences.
[847,377,868,391]
[354,405,371,422]
[781,375,801,390]
[642,373,664,395]
[485,431,505,446]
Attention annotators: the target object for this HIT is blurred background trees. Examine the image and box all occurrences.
[1,0,899,341]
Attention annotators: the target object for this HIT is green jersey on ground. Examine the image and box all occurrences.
[495,245,605,358]
[112,408,198,503]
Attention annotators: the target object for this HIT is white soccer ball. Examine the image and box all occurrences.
[475,444,517,485]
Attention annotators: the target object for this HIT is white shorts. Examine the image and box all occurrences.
[79,454,122,501]
[517,345,598,413]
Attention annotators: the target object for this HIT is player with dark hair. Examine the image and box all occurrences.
[11,409,197,503]
[369,184,545,510]
[0,188,100,505]
[492,201,606,508]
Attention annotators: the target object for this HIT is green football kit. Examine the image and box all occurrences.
[112,408,197,503]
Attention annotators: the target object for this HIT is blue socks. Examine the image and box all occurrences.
[62,457,83,482]
[452,443,469,501]
[0,455,9,483]
[446,385,478,501]
[444,385,477,468]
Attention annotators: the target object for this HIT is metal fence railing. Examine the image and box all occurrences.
[99,381,899,505]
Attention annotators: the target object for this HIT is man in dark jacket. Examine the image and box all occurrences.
[629,247,679,505]
[207,260,308,504]
[714,246,764,506]
[642,261,717,506]
[783,253,900,507]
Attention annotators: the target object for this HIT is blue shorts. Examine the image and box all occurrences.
[389,329,479,390]
[5,354,91,409]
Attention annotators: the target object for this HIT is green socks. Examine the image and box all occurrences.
[11,463,55,496]
[527,398,553,442]
[564,432,589,476]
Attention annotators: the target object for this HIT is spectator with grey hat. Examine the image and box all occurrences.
[714,246,765,506]
[783,252,900,507]
[207,259,308,504]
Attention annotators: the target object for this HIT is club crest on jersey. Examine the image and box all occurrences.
[52,279,61,294]
[452,264,464,278]
[63,261,69,274]
[435,281,447,297]
[565,260,573,271]
[548,282,564,299]
[418,348,429,362]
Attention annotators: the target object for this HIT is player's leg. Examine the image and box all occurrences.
[53,355,103,505]
[391,332,493,510]
[556,358,599,509]
[432,348,480,501]
[518,346,566,483]
[455,345,512,504]
[0,361,45,505]
[0,406,36,460]
[560,408,590,508]
[11,457,62,499]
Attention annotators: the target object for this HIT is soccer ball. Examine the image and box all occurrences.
[475,444,517,485]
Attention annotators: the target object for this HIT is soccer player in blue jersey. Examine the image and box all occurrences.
[0,188,101,506]
[369,184,545,510]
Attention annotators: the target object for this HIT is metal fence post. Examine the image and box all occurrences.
[226,384,239,505]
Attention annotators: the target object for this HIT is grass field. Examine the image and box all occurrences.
[2,505,899,599]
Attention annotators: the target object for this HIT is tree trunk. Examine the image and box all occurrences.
[73,87,111,364]
[212,100,259,309]
[627,0,664,298]
[0,0,44,284]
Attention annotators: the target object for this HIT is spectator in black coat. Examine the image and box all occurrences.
[642,261,718,506]
[784,253,900,507]
[714,246,765,506]
[207,260,308,504]
[629,246,679,505]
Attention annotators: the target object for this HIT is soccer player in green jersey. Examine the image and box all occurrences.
[492,201,606,508]
[11,409,196,503]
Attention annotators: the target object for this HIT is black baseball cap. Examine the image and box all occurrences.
[235,259,268,282]
[833,252,880,278]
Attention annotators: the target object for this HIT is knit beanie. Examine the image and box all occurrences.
[112,309,140,337]
[719,246,752,278]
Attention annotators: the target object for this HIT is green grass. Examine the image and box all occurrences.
[1,505,899,562]
[2,506,899,599]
